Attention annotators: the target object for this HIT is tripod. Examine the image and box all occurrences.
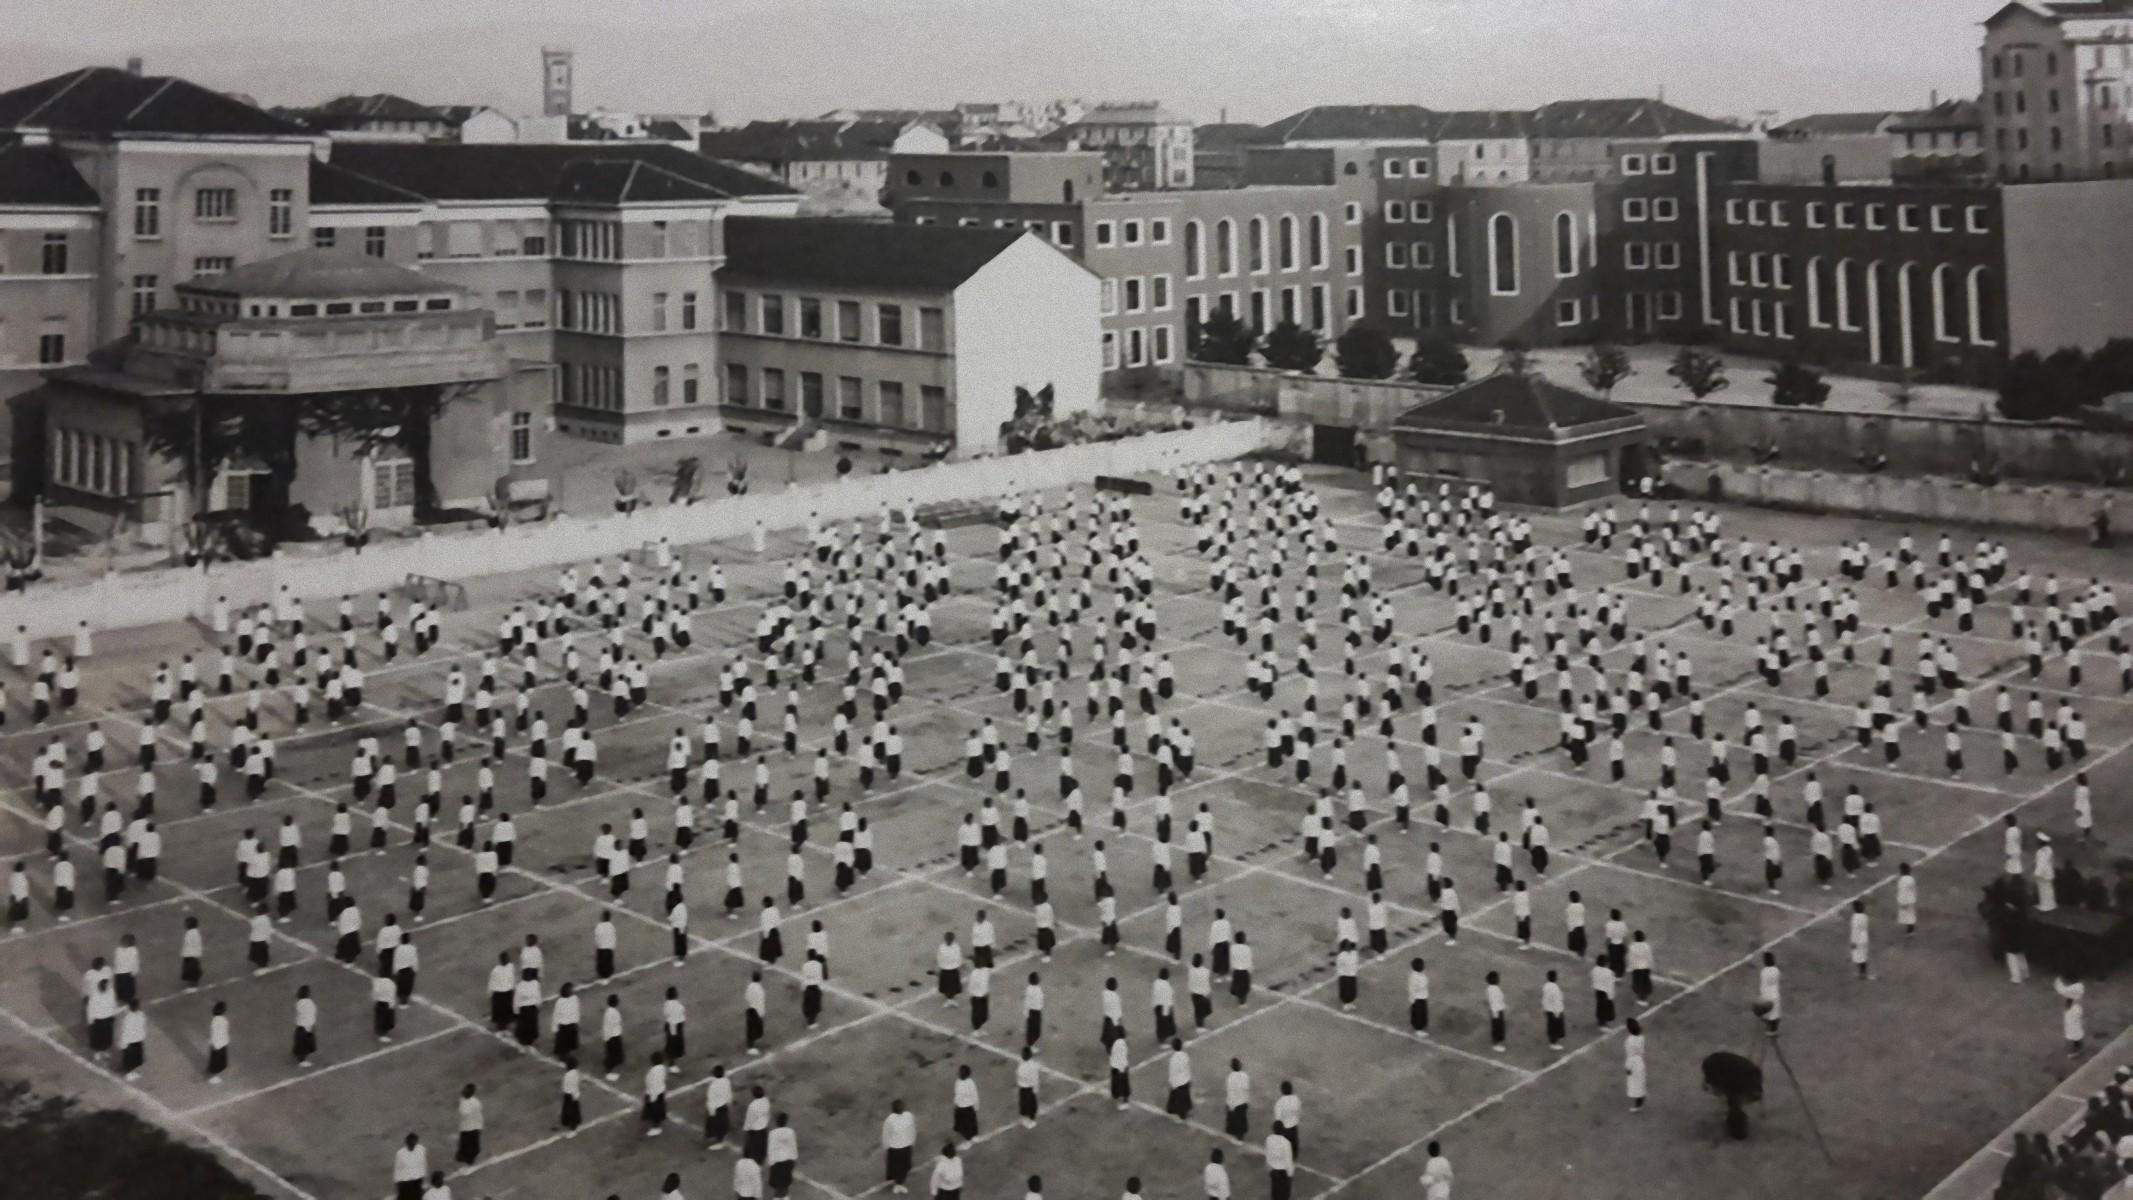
[1753,1025,1836,1166]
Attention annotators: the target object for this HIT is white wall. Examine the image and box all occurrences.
[457,111,519,144]
[951,234,1103,453]
[0,419,1274,639]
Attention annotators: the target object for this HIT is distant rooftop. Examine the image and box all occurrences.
[0,65,306,139]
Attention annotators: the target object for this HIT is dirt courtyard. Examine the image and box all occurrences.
[2,462,2131,1200]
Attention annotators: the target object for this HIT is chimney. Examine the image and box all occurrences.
[125,56,143,76]
[1930,88,1939,107]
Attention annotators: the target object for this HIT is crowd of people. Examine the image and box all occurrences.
[2,457,2128,1200]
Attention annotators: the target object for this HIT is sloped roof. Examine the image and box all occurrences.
[1076,103,1190,126]
[189,248,462,299]
[1194,123,1273,150]
[308,157,429,206]
[0,66,305,138]
[721,216,1023,292]
[1527,98,1740,139]
[553,158,732,203]
[313,93,447,121]
[1890,98,1983,131]
[1261,104,1441,142]
[0,137,100,206]
[1394,372,1641,437]
[1434,110,1531,140]
[322,142,795,202]
[699,119,911,163]
[1987,0,2133,20]
[1773,111,1901,137]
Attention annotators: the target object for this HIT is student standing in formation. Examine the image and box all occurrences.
[882,1099,916,1194]
[930,1144,964,1200]
[1624,1017,1648,1112]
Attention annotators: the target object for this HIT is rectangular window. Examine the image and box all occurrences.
[1931,205,1954,232]
[195,188,236,221]
[523,232,548,256]
[133,188,161,239]
[1152,274,1171,311]
[1343,202,1362,225]
[1385,159,1406,178]
[1748,199,1766,225]
[1386,200,1407,224]
[1345,287,1363,319]
[1774,302,1793,339]
[1124,277,1145,313]
[920,385,949,433]
[1411,201,1434,222]
[38,332,66,364]
[1556,298,1581,326]
[1652,197,1678,222]
[39,233,68,275]
[1769,200,1788,227]
[1344,246,1361,275]
[1623,154,1647,175]
[1806,201,1826,229]
[836,299,859,342]
[313,227,337,250]
[1122,219,1142,246]
[761,368,787,411]
[1626,242,1651,270]
[1624,198,1649,222]
[724,363,749,406]
[652,365,671,406]
[1101,279,1118,316]
[1411,157,1431,176]
[1153,324,1174,364]
[723,291,748,332]
[1725,199,1743,225]
[798,297,823,338]
[363,226,386,258]
[130,274,158,316]
[761,294,785,335]
[1835,203,1856,229]
[681,292,699,331]
[1101,331,1118,370]
[1412,242,1434,269]
[649,221,669,258]
[1054,222,1075,246]
[191,256,233,277]
[1310,283,1329,331]
[1126,328,1147,367]
[510,412,534,463]
[1898,204,1920,232]
[1387,289,1410,317]
[878,380,907,426]
[372,458,417,509]
[878,304,904,346]
[837,375,864,421]
[1387,244,1408,269]
[919,306,945,351]
[268,188,294,238]
[1094,221,1115,246]
[683,364,701,405]
[1729,297,1745,333]
[1655,241,1680,270]
[799,371,824,416]
[652,293,670,333]
[1652,153,1677,174]
[1658,291,1684,321]
[1151,218,1171,244]
[1865,203,1887,231]
[1966,205,1990,233]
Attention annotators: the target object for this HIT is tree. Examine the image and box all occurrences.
[1407,335,1471,387]
[999,384,1058,454]
[1578,343,1634,396]
[297,384,473,519]
[1333,325,1401,380]
[1494,337,1533,377]
[1996,349,2086,421]
[1192,308,1257,366]
[1260,320,1325,373]
[1667,347,1730,399]
[1767,357,1831,408]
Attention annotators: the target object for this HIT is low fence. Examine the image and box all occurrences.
[1628,399,2133,485]
[0,419,1276,639]
[1177,362,1451,429]
[1662,459,2116,533]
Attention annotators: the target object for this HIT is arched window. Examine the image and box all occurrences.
[1248,217,1267,273]
[1553,212,1577,277]
[938,171,955,187]
[1805,256,1825,327]
[1931,263,1957,341]
[1062,181,1075,203]
[1215,219,1235,275]
[1967,266,1997,345]
[1184,220,1204,278]
[1278,215,1298,271]
[981,171,999,188]
[904,169,921,185]
[1342,161,1359,176]
[1308,214,1327,269]
[1487,212,1518,295]
[1834,257,1854,330]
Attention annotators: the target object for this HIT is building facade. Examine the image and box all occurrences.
[1982,1,2133,182]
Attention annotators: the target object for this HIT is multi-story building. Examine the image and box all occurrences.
[697,120,951,214]
[0,138,102,471]
[887,150,1370,372]
[275,94,461,143]
[714,216,1101,456]
[1039,103,1197,191]
[312,141,801,444]
[1762,101,1988,185]
[1981,0,2133,181]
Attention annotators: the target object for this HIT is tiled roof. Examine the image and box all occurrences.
[721,216,1022,292]
[0,66,305,138]
[1433,110,1531,140]
[1527,98,1740,139]
[322,142,795,202]
[308,158,429,206]
[313,93,447,121]
[1890,98,1983,130]
[553,158,731,203]
[699,119,911,164]
[1260,105,1441,142]
[1193,123,1274,150]
[1394,372,1641,435]
[1772,111,1901,137]
[0,136,100,206]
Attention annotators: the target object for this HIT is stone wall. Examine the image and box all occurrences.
[1175,363,1452,463]
[1626,398,2133,485]
[1662,459,2117,533]
[0,419,1278,640]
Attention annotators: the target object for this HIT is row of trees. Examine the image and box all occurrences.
[1996,339,2133,422]
[1188,313,1795,404]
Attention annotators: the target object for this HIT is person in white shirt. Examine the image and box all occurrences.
[951,1064,980,1140]
[454,1083,484,1165]
[929,1143,963,1200]
[391,1133,428,1200]
[882,1099,917,1192]
[766,1113,799,1197]
[1203,1149,1232,1200]
[1420,1140,1453,1200]
[1264,1129,1295,1200]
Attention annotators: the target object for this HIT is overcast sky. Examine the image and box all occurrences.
[10,0,1994,126]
